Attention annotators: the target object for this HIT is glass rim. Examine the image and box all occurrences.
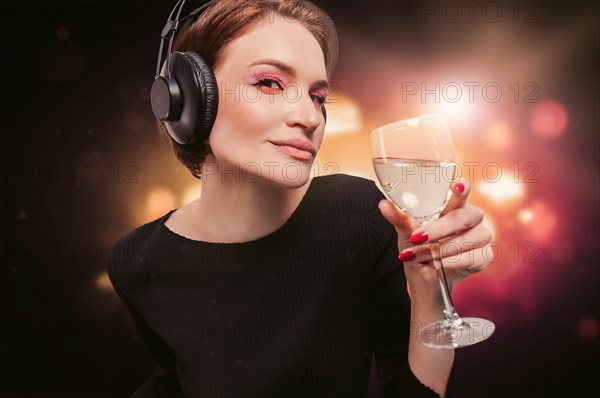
[369,113,447,135]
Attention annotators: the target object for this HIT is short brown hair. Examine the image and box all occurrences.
[157,0,339,179]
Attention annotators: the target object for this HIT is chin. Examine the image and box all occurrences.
[279,175,311,189]
[280,161,313,188]
[249,161,313,188]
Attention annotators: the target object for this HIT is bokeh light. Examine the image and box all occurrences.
[95,271,112,291]
[430,83,475,124]
[518,201,557,242]
[145,188,177,220]
[529,100,569,139]
[518,208,534,224]
[477,175,525,204]
[323,94,362,135]
[484,121,513,151]
[576,317,599,341]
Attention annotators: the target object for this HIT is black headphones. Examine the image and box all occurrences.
[150,0,327,146]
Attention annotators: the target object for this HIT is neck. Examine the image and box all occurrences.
[189,159,311,243]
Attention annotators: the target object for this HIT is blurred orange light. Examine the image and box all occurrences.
[477,175,525,204]
[485,121,512,150]
[323,94,362,135]
[96,271,112,290]
[433,101,474,125]
[146,188,177,220]
[529,100,568,139]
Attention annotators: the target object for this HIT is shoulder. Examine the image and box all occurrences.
[111,211,173,255]
[106,210,175,290]
[311,173,384,202]
[302,174,385,227]
[313,173,378,190]
[306,174,395,260]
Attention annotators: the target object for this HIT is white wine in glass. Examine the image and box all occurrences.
[369,113,495,349]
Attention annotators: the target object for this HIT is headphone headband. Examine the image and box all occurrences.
[155,0,218,78]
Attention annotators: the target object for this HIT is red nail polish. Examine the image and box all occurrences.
[399,250,416,262]
[410,231,429,245]
[454,182,465,194]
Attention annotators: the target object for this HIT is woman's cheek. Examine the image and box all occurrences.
[224,89,274,132]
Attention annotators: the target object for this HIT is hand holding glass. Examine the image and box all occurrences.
[369,114,494,349]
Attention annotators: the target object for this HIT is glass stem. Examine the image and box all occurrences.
[431,248,462,325]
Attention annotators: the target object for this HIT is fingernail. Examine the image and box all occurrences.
[410,231,429,245]
[454,182,465,194]
[399,250,416,262]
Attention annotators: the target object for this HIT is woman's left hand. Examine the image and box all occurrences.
[378,178,494,287]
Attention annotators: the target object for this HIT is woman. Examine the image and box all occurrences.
[108,0,493,397]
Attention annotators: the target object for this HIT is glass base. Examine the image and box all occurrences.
[416,317,495,349]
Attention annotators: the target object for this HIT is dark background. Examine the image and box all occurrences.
[2,0,599,397]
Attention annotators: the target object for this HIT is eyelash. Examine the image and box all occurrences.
[252,75,328,107]
[252,74,285,92]
[310,93,328,107]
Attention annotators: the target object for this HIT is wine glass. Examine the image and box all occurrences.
[369,113,495,349]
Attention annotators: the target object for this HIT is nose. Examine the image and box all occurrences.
[284,88,322,132]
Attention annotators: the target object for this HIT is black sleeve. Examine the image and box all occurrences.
[107,246,186,398]
[367,182,455,398]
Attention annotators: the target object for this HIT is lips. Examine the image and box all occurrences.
[270,139,317,160]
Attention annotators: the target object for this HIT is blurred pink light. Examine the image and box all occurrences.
[529,100,569,139]
[576,317,599,341]
[519,202,557,242]
[486,282,510,300]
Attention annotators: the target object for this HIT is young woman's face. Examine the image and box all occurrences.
[206,14,329,187]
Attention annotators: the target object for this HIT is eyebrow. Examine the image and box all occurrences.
[248,58,329,90]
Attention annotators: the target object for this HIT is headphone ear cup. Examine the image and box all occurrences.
[181,51,219,142]
[158,51,219,145]
[150,74,183,122]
